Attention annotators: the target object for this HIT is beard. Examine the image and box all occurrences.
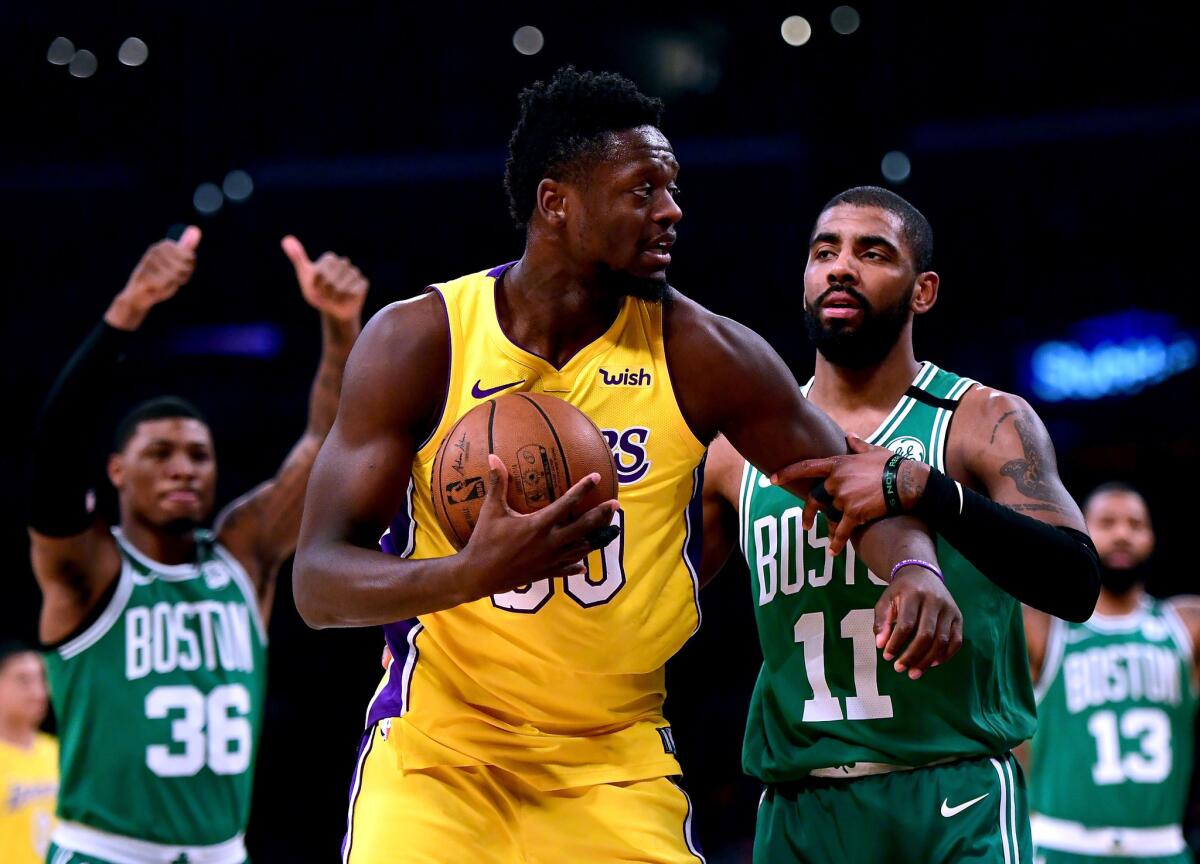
[162,517,201,536]
[594,263,668,303]
[803,281,913,370]
[1098,557,1152,596]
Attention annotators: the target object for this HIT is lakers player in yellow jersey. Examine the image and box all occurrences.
[295,67,962,863]
[0,643,57,864]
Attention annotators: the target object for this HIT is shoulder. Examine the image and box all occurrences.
[1166,595,1200,639]
[948,383,1054,472]
[954,383,1035,430]
[664,288,767,357]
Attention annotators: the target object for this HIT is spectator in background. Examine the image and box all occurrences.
[0,641,57,864]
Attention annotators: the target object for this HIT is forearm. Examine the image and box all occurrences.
[854,515,941,581]
[306,314,360,436]
[912,466,1100,621]
[29,321,131,535]
[293,540,467,628]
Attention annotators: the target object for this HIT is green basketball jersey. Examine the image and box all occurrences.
[44,529,268,848]
[1030,598,1197,828]
[741,362,1037,782]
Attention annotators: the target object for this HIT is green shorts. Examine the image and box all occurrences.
[755,753,1031,863]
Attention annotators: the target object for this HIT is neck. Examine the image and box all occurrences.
[498,245,625,369]
[808,330,921,416]
[1094,585,1145,616]
[0,716,36,750]
[119,510,197,566]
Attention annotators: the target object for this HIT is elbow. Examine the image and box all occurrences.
[291,556,336,630]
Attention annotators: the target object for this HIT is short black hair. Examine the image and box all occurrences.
[1084,481,1147,511]
[504,65,664,227]
[819,186,934,273]
[113,396,209,453]
[0,640,39,673]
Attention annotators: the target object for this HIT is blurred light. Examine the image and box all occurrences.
[170,324,285,359]
[69,50,98,79]
[880,150,911,183]
[655,38,719,93]
[512,26,544,56]
[193,182,224,215]
[1023,311,1198,402]
[47,37,75,65]
[781,16,813,47]
[222,170,254,202]
[118,37,149,67]
[831,6,862,35]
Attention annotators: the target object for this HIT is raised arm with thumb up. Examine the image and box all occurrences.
[104,225,202,331]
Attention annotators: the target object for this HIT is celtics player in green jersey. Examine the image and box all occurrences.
[27,228,366,863]
[1026,483,1200,863]
[701,186,1101,862]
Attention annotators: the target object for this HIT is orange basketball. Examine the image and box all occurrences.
[430,393,619,550]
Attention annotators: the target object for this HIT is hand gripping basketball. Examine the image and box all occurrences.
[456,455,620,602]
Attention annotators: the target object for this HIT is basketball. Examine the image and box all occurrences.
[430,392,619,549]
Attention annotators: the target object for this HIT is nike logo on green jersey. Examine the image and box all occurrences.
[940,793,989,817]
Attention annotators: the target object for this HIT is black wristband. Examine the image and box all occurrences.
[882,452,908,516]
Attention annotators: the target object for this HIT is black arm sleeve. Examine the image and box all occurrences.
[29,321,132,536]
[914,467,1100,622]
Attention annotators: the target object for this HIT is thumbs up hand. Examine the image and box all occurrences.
[281,235,369,323]
[104,226,202,331]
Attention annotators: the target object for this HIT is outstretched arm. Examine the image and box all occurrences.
[774,387,1100,621]
[215,237,366,623]
[29,228,202,643]
[666,292,961,678]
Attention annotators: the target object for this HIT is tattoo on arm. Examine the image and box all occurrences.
[1005,502,1069,514]
[989,410,1017,444]
[999,413,1057,501]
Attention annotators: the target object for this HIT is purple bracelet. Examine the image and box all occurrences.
[889,558,944,583]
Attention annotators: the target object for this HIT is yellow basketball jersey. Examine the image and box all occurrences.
[370,263,707,790]
[0,732,58,864]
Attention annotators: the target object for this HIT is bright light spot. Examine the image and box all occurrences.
[831,5,862,35]
[781,16,813,46]
[68,50,98,79]
[512,26,544,56]
[193,182,224,215]
[222,170,254,202]
[881,150,911,183]
[1031,338,1198,401]
[47,37,75,65]
[118,37,149,67]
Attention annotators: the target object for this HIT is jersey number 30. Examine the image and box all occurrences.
[145,684,252,778]
[492,511,626,613]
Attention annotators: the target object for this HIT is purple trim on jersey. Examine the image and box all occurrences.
[486,261,517,278]
[680,453,707,635]
[366,619,418,727]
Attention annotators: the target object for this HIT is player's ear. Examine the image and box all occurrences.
[911,270,939,315]
[107,453,126,491]
[535,178,567,228]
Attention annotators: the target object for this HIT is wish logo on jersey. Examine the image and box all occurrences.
[598,367,652,386]
[601,427,651,484]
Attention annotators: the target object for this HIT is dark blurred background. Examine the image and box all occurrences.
[4,2,1198,861]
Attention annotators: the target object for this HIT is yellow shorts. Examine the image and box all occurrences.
[342,723,705,863]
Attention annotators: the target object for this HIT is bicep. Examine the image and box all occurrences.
[29,519,123,609]
[958,389,1086,531]
[670,301,846,481]
[298,299,443,550]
